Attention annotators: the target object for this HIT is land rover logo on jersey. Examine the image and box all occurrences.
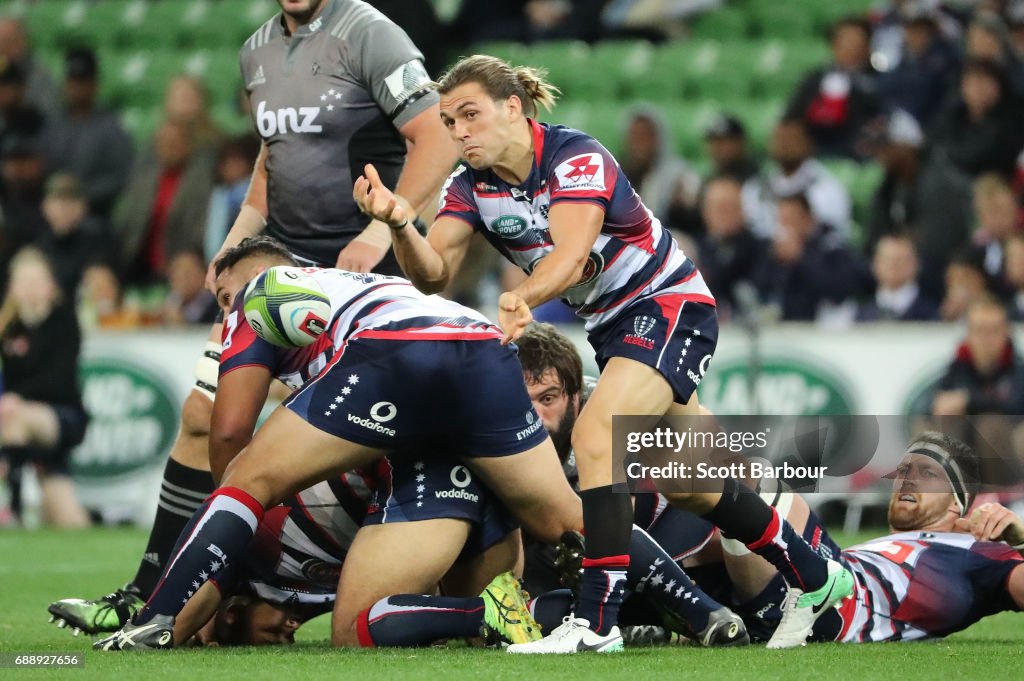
[492,215,528,237]
[71,356,178,480]
[700,356,856,415]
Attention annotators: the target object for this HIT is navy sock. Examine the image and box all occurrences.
[576,485,632,635]
[132,459,215,599]
[137,487,263,623]
[704,479,827,590]
[529,590,574,632]
[628,526,719,633]
[357,595,483,647]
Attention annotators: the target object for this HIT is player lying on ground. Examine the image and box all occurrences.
[688,431,1024,642]
[93,237,585,650]
[356,54,853,652]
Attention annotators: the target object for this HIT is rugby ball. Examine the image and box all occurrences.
[242,266,330,347]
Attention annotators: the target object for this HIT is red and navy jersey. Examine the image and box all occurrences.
[240,474,374,612]
[437,119,714,331]
[834,531,1023,642]
[220,268,502,387]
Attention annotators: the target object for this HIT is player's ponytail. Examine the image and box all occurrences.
[436,54,560,118]
[511,65,559,114]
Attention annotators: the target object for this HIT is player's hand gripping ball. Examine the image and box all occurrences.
[243,266,330,347]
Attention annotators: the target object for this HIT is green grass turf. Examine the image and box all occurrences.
[1,528,1023,680]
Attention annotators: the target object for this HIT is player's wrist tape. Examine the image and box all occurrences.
[389,218,409,231]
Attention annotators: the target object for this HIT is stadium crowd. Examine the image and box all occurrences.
[2,1,1024,327]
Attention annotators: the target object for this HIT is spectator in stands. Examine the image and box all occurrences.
[0,247,89,527]
[752,193,864,323]
[77,264,140,330]
[703,114,759,183]
[49,48,133,220]
[742,117,851,240]
[864,109,973,298]
[114,121,215,284]
[971,173,1021,288]
[368,0,447,75]
[1003,233,1024,319]
[0,135,49,279]
[163,75,223,153]
[452,0,605,45]
[965,11,1024,97]
[696,175,764,319]
[0,16,60,114]
[37,174,107,296]
[785,15,882,160]
[161,250,218,326]
[0,59,54,166]
[940,251,991,322]
[1007,2,1024,56]
[619,105,700,235]
[875,3,961,126]
[858,233,939,321]
[932,295,1024,415]
[203,135,260,263]
[870,0,963,74]
[930,57,1024,179]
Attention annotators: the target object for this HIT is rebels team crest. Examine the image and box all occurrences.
[623,315,657,350]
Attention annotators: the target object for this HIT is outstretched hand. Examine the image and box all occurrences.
[498,292,533,346]
[353,163,408,229]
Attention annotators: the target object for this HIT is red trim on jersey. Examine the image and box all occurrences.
[529,118,546,166]
[352,329,503,342]
[435,212,480,231]
[220,363,274,378]
[293,492,344,552]
[356,608,376,647]
[582,554,630,569]
[835,580,859,640]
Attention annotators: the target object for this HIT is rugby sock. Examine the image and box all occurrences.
[528,589,574,631]
[131,459,215,599]
[357,595,484,647]
[575,485,631,635]
[628,525,718,633]
[136,487,263,623]
[703,478,827,591]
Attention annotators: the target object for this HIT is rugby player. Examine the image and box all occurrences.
[95,238,582,650]
[54,0,457,629]
[702,432,1024,643]
[354,54,852,652]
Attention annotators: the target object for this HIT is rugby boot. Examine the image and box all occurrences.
[766,559,854,649]
[507,615,623,654]
[480,571,542,646]
[553,530,585,592]
[94,614,175,651]
[692,606,750,647]
[48,584,145,636]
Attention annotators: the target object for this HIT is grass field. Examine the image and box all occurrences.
[2,528,1023,681]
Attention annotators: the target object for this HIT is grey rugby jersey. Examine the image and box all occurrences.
[240,0,437,265]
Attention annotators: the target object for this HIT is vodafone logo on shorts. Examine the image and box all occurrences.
[370,401,397,423]
[555,153,606,192]
[347,401,398,437]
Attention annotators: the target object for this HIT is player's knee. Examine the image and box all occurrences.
[570,425,611,470]
[662,490,716,514]
[180,390,213,438]
[330,613,360,647]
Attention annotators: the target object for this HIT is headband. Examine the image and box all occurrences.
[907,441,970,518]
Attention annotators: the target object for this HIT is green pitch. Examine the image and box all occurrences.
[2,528,1022,681]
